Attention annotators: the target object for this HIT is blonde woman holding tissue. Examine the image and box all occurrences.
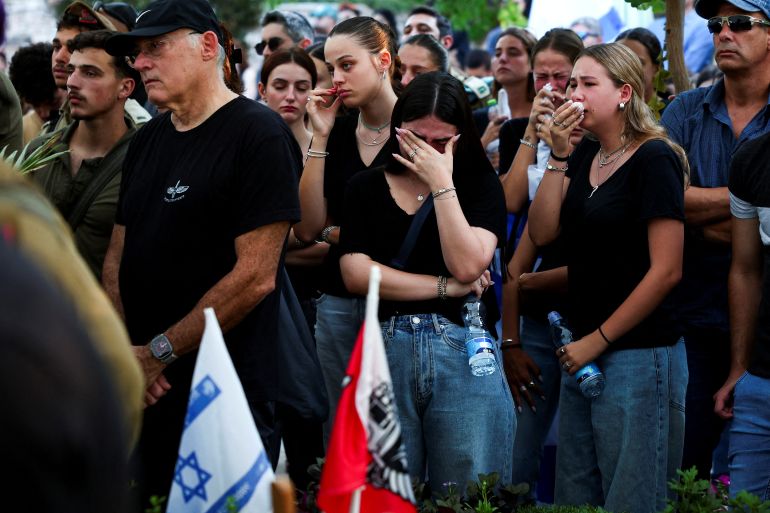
[527,43,689,513]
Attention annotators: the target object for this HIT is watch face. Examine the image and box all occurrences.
[151,335,172,359]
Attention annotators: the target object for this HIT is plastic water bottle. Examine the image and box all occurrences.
[463,296,496,376]
[547,311,605,398]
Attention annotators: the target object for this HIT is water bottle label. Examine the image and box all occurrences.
[466,336,495,359]
[575,364,601,384]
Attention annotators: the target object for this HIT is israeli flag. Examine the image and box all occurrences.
[167,308,274,513]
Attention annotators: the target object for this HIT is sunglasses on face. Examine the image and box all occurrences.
[707,15,770,34]
[255,37,284,55]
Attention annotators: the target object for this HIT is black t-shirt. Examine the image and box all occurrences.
[322,113,391,296]
[728,131,770,378]
[499,117,529,177]
[339,166,507,326]
[562,138,685,349]
[117,96,301,398]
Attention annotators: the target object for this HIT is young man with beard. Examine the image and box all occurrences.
[30,29,137,279]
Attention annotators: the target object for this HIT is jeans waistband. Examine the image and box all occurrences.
[384,313,451,336]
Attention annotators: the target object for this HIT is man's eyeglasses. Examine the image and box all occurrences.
[126,31,198,65]
[707,15,770,34]
[255,37,284,55]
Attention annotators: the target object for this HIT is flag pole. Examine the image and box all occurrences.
[367,265,381,310]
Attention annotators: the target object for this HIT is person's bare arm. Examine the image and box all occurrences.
[685,186,730,227]
[138,221,290,402]
[714,216,762,419]
[558,218,684,371]
[102,224,126,320]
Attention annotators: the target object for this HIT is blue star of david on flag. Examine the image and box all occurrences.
[167,308,275,513]
[174,451,213,503]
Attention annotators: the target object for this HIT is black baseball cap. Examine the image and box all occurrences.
[105,0,223,56]
[94,2,138,31]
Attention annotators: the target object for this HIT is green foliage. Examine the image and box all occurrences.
[434,0,500,42]
[144,495,166,513]
[0,137,69,176]
[649,49,672,120]
[498,2,528,29]
[623,0,666,12]
[664,467,723,513]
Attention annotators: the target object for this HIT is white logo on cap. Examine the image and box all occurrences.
[136,9,151,23]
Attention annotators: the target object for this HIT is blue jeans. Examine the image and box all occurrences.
[314,294,366,446]
[382,313,515,495]
[512,315,562,500]
[555,339,688,513]
[729,371,770,500]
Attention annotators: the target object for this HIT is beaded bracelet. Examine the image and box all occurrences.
[320,225,338,244]
[519,138,537,150]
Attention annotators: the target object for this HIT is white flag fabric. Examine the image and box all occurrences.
[167,308,274,513]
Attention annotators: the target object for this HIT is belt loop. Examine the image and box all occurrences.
[431,313,441,334]
[388,316,396,337]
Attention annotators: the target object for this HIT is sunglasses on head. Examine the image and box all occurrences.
[707,15,770,33]
[255,37,284,55]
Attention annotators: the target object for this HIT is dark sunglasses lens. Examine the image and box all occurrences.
[729,15,753,31]
[268,37,283,51]
[707,18,722,33]
[255,41,266,55]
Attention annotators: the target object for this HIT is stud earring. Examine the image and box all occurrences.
[619,102,626,111]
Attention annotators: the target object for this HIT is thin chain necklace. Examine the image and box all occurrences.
[359,113,390,133]
[356,116,389,146]
[589,142,631,199]
[598,141,630,167]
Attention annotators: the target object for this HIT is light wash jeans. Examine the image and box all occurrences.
[512,315,562,500]
[382,313,515,495]
[555,339,688,513]
[314,294,366,446]
[729,371,770,500]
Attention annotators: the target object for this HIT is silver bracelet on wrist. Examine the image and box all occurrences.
[320,225,338,244]
[432,187,456,199]
[437,275,448,300]
[519,138,537,150]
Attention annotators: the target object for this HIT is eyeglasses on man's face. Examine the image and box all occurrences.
[126,31,198,66]
[707,15,770,34]
[255,37,285,55]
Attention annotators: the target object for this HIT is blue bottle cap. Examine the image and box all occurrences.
[547,311,562,324]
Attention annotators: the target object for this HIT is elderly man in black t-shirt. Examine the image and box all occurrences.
[102,0,301,502]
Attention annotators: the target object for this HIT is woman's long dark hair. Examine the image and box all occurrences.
[386,72,494,180]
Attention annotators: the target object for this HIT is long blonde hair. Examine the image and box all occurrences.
[580,43,689,185]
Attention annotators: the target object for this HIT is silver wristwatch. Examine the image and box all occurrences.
[149,333,177,364]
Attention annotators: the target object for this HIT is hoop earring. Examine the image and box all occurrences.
[619,102,626,111]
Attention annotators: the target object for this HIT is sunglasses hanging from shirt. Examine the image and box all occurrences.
[707,15,770,34]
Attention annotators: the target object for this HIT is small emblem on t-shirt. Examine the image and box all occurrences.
[165,180,189,203]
